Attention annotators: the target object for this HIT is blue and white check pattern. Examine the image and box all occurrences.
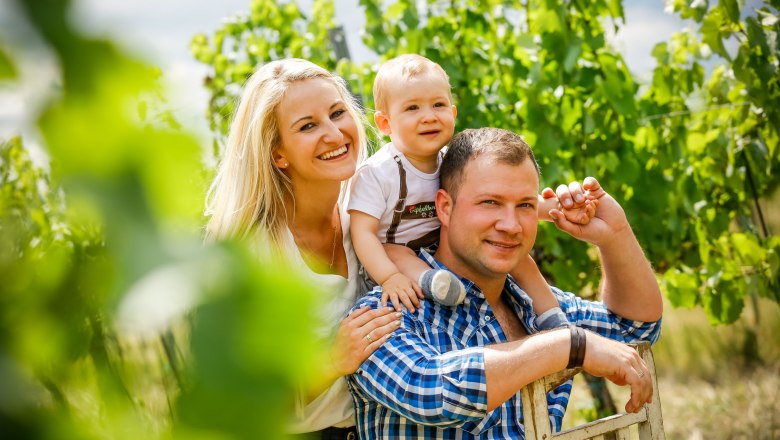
[347,250,662,439]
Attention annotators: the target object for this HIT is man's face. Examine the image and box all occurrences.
[437,155,539,286]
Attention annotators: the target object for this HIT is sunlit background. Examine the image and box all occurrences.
[0,0,692,159]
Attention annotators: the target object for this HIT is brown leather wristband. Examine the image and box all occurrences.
[567,325,587,369]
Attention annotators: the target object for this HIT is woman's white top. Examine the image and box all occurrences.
[283,199,361,433]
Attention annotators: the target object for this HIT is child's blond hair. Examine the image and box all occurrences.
[373,54,452,113]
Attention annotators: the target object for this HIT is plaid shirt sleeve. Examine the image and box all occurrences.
[552,286,662,344]
[348,294,489,427]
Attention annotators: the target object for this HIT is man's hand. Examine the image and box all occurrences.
[548,177,663,322]
[547,177,630,247]
[582,331,653,413]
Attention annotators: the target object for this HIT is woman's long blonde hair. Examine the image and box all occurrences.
[204,59,368,247]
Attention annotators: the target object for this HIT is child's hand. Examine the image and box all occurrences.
[560,197,599,225]
[381,273,423,313]
[541,187,599,225]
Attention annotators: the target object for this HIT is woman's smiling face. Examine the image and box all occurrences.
[274,77,360,185]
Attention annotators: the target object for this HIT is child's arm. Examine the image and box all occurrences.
[537,193,558,222]
[509,254,568,330]
[383,243,432,284]
[350,210,423,312]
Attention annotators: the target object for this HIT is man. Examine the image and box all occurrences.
[347,128,663,438]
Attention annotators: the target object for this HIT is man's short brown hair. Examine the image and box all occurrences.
[440,128,540,198]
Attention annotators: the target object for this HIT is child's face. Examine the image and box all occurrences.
[375,70,456,159]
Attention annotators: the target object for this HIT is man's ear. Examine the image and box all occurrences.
[436,188,453,228]
[374,110,392,136]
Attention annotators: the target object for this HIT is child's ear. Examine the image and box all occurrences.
[374,111,393,135]
[451,105,457,119]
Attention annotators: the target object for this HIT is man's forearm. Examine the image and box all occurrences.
[350,323,491,427]
[484,328,569,411]
[354,329,570,419]
[598,227,663,322]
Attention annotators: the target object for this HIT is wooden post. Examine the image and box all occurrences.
[522,341,665,440]
[637,344,665,439]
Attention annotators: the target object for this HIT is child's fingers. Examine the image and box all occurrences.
[572,202,593,225]
[412,282,424,300]
[388,290,404,312]
[401,298,416,313]
[587,201,597,218]
[381,291,390,309]
[398,289,417,313]
[389,288,415,313]
[407,284,422,306]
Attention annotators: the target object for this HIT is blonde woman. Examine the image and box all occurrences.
[205,59,401,439]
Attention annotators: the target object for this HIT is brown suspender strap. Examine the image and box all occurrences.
[385,155,407,244]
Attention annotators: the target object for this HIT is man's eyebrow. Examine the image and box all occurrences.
[475,192,537,201]
[289,100,344,129]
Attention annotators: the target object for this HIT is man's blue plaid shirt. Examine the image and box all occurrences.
[347,251,662,439]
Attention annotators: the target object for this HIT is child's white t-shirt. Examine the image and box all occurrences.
[348,142,442,246]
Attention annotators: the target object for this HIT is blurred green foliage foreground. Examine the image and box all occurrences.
[1,0,326,438]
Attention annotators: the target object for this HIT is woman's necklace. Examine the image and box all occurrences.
[327,221,338,269]
[291,206,340,270]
